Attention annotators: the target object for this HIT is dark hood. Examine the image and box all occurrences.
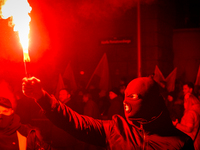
[0,114,21,135]
[123,77,166,126]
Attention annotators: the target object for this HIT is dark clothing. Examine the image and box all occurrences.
[98,96,110,116]
[66,96,83,114]
[83,99,100,119]
[15,96,34,124]
[0,114,50,150]
[0,114,22,150]
[15,96,46,124]
[50,123,78,150]
[82,100,103,150]
[51,98,79,150]
[107,96,124,120]
[36,91,194,150]
[165,100,175,120]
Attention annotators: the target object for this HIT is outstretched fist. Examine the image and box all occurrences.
[22,76,44,100]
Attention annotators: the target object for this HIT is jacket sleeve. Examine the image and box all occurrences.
[36,91,107,147]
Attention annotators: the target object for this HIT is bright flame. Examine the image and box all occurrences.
[1,0,32,62]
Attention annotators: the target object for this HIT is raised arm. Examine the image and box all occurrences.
[22,76,107,147]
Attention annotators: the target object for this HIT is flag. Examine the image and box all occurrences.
[55,74,65,99]
[195,65,200,86]
[63,62,77,92]
[86,53,109,91]
[165,67,177,92]
[153,65,166,88]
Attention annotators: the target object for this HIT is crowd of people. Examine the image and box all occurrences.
[0,74,200,149]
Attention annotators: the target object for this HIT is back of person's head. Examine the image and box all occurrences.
[99,90,107,98]
[119,85,126,95]
[119,77,127,86]
[82,90,92,103]
[184,82,194,90]
[110,87,119,95]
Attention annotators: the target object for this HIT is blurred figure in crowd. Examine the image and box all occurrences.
[107,87,124,120]
[173,82,200,150]
[0,97,50,149]
[119,84,126,98]
[58,88,71,104]
[77,91,103,150]
[58,88,79,112]
[164,91,177,121]
[51,88,78,150]
[98,90,109,119]
[82,91,100,119]
[183,82,198,99]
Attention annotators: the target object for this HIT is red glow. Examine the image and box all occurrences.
[1,0,32,62]
[80,71,85,75]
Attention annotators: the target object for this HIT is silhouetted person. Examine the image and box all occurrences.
[22,76,194,149]
[82,91,100,119]
[51,88,79,149]
[0,97,49,149]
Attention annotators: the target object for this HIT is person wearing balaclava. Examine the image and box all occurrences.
[0,97,50,150]
[22,76,194,149]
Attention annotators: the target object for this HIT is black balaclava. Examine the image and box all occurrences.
[0,97,14,130]
[123,77,165,126]
[0,114,14,129]
[0,97,22,150]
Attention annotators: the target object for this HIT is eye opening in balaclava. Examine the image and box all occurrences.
[123,77,165,125]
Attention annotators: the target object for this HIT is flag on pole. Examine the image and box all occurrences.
[165,67,177,92]
[153,65,177,92]
[63,62,77,92]
[195,65,200,86]
[153,65,166,88]
[86,53,109,91]
[55,74,65,99]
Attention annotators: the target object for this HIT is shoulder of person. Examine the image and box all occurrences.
[185,110,199,121]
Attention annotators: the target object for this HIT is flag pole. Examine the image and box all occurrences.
[137,0,141,77]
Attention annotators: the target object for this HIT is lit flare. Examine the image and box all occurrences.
[1,0,32,62]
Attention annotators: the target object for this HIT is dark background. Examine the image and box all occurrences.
[0,0,200,93]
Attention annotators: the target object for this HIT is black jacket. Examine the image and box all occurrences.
[37,91,194,150]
